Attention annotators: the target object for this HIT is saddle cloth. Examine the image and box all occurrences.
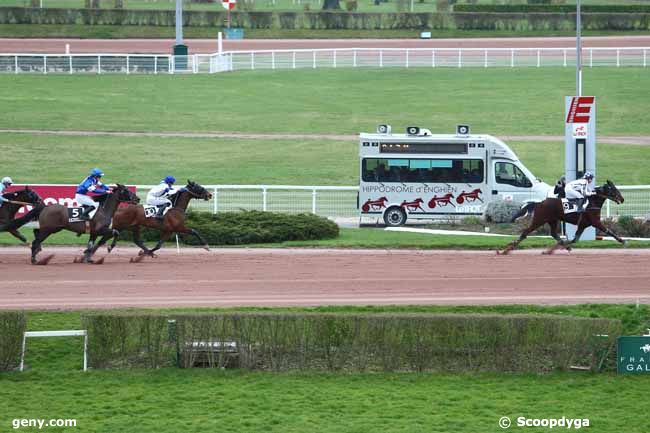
[143,205,170,219]
[67,207,96,222]
[561,198,586,215]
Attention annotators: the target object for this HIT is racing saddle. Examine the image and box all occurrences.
[561,198,588,215]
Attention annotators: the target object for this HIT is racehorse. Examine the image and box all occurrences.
[499,180,625,255]
[30,184,139,265]
[93,180,212,260]
[0,187,43,243]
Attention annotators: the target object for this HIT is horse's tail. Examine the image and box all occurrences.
[510,202,537,223]
[0,206,43,232]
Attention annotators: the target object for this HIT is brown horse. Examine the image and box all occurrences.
[92,180,212,260]
[0,187,43,244]
[499,180,625,255]
[30,184,139,265]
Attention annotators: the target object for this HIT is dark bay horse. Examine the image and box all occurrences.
[0,187,43,244]
[499,180,626,255]
[30,184,139,265]
[93,180,212,260]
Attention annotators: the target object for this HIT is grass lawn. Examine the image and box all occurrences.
[2,305,649,433]
[1,69,649,136]
[2,133,650,185]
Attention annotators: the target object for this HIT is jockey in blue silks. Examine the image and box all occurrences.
[75,168,109,219]
[146,176,178,219]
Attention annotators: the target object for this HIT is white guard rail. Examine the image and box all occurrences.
[1,47,648,74]
[132,184,650,219]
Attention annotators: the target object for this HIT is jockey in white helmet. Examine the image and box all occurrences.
[564,171,595,212]
[0,176,13,208]
[75,168,109,219]
[146,176,178,219]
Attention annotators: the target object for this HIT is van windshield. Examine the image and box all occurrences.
[362,158,484,183]
[495,162,532,188]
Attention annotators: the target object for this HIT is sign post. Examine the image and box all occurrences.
[222,0,236,28]
[564,95,596,241]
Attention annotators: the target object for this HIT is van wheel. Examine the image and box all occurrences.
[384,207,407,227]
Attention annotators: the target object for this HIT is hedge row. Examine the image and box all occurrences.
[121,210,339,245]
[454,4,650,14]
[82,312,621,373]
[0,311,27,371]
[2,7,650,30]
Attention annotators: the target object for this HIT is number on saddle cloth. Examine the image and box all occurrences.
[68,206,95,222]
[561,198,583,215]
[143,205,158,219]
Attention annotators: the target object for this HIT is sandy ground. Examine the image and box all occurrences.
[1,36,650,54]
[0,247,648,309]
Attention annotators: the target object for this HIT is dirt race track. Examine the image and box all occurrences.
[0,247,648,309]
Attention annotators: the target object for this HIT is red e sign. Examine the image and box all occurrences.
[566,96,595,124]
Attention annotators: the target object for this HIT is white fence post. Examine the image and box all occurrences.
[537,50,540,67]
[313,51,316,69]
[333,50,337,68]
[379,50,383,68]
[251,52,255,70]
[644,49,647,68]
[262,187,268,211]
[563,49,567,67]
[406,49,409,68]
[126,55,130,74]
[590,48,593,68]
[272,51,275,70]
[43,55,46,74]
[353,50,357,68]
[312,188,317,214]
[213,187,218,214]
[617,49,620,67]
[432,50,435,68]
[154,56,158,74]
[98,55,101,74]
[458,48,462,68]
[510,49,514,68]
[292,51,296,69]
[484,50,488,68]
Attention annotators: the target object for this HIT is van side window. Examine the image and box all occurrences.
[495,162,532,188]
[362,158,483,183]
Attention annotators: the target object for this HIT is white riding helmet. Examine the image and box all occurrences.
[583,171,594,180]
[1,176,12,185]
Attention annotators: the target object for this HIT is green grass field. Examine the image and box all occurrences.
[1,69,649,136]
[2,305,649,433]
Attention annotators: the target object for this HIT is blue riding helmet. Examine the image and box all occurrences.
[90,168,104,177]
[583,171,594,180]
[164,176,176,185]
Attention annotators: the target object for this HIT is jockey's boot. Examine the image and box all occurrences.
[574,198,585,213]
[80,205,94,220]
[156,205,166,219]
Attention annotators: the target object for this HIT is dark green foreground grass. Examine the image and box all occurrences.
[2,306,649,433]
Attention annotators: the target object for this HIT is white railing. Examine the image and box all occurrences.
[1,47,649,74]
[131,184,650,219]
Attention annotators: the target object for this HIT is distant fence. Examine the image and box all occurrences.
[1,47,649,74]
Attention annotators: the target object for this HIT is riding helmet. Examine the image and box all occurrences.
[583,171,594,179]
[1,176,12,185]
[90,168,104,177]
[164,176,176,185]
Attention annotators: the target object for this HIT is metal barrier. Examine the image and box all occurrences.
[1,47,648,74]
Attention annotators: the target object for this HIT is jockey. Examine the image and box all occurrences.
[564,171,595,212]
[146,176,178,219]
[75,168,109,220]
[0,176,13,208]
[553,175,566,199]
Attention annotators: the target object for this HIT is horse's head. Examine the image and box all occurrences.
[112,184,140,204]
[186,180,212,201]
[12,187,43,206]
[599,180,624,204]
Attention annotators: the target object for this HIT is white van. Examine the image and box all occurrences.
[358,124,551,226]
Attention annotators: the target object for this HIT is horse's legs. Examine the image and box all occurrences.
[180,227,210,251]
[91,230,119,256]
[543,220,567,255]
[499,219,545,255]
[592,220,626,245]
[148,231,173,255]
[131,226,153,255]
[31,229,57,264]
[8,228,28,244]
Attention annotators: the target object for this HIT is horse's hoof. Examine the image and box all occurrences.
[203,246,211,252]
[93,257,104,265]
[73,256,82,263]
[130,255,144,263]
[36,254,54,266]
